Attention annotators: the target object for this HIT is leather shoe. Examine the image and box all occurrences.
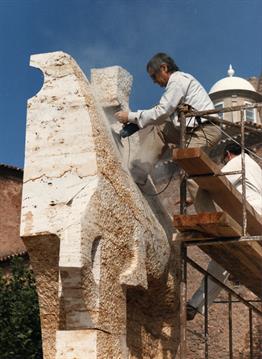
[186,303,198,321]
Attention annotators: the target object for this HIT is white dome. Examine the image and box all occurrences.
[209,65,256,94]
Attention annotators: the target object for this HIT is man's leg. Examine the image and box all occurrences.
[187,122,221,150]
[188,260,229,316]
[185,124,228,319]
[186,123,221,213]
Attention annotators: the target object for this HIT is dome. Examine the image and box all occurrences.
[209,65,256,94]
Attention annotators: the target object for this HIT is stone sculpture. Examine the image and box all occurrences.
[20,51,180,358]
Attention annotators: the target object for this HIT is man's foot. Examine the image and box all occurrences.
[186,303,198,321]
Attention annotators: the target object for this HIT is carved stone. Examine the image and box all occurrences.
[21,51,179,358]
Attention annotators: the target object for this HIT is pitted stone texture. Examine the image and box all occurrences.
[91,66,132,111]
[91,66,141,172]
[21,51,178,359]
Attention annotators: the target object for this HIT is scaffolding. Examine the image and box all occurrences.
[175,103,262,358]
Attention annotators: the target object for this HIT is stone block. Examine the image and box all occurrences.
[21,51,179,359]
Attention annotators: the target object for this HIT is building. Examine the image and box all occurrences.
[0,164,26,273]
[209,65,262,125]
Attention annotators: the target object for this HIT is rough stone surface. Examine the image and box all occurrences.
[91,66,132,111]
[21,51,179,358]
[91,66,140,168]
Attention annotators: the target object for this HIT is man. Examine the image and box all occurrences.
[115,53,221,211]
[187,142,262,320]
[222,142,262,213]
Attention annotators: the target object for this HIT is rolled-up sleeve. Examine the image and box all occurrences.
[128,79,185,129]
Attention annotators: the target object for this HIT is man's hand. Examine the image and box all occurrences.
[115,111,129,124]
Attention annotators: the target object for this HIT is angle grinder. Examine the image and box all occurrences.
[119,123,140,138]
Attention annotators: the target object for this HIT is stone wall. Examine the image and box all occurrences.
[0,166,25,264]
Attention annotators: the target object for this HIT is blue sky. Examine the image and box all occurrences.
[0,0,261,168]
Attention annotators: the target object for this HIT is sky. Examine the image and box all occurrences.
[0,0,261,168]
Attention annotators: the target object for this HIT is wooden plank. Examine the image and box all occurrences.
[174,232,262,298]
[201,241,262,299]
[173,212,242,238]
[174,231,215,242]
[173,148,262,236]
[182,235,262,246]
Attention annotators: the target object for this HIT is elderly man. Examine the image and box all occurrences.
[115,52,221,211]
[187,142,262,320]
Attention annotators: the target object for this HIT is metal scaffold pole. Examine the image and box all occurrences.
[179,109,187,359]
[175,102,262,358]
[240,109,247,236]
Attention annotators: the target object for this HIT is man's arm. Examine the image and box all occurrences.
[115,80,185,128]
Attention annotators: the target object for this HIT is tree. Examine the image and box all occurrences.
[0,257,43,359]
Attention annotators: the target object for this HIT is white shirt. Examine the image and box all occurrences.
[128,71,214,128]
[222,154,262,215]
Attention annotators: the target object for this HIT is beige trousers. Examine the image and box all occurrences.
[130,121,221,212]
[189,260,229,314]
[130,122,227,313]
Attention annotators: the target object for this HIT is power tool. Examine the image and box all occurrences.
[119,123,140,138]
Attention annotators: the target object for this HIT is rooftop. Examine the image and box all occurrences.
[209,65,257,94]
[0,163,23,180]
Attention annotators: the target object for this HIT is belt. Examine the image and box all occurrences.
[186,119,212,133]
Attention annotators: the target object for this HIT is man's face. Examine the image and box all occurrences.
[223,151,235,164]
[148,64,171,87]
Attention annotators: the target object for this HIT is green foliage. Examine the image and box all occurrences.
[0,257,43,359]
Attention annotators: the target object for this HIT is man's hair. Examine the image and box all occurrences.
[223,142,248,161]
[146,53,179,73]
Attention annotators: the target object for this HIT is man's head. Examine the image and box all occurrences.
[222,142,244,164]
[146,53,179,87]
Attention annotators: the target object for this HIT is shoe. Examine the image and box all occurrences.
[186,303,198,321]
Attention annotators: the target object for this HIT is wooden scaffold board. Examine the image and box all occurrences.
[173,148,262,235]
[173,148,262,298]
[174,212,262,298]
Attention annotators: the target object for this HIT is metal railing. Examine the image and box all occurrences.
[177,103,262,358]
[185,254,262,358]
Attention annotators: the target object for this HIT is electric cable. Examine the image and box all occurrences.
[127,113,262,197]
[127,136,131,165]
[138,166,177,197]
[139,118,193,197]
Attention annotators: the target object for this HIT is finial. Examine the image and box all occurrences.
[228,64,235,77]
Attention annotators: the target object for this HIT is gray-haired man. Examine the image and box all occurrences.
[115,52,221,211]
